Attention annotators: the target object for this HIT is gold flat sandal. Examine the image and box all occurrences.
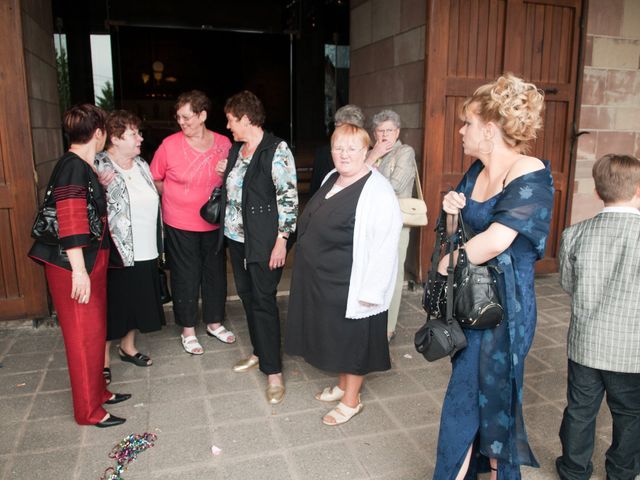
[266,384,285,405]
[233,356,259,373]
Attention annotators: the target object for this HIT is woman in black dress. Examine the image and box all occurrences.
[285,124,402,425]
[96,110,166,384]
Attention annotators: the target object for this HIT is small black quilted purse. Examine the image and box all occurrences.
[415,228,467,362]
[453,214,504,330]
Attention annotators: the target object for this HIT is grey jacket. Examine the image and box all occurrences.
[375,140,417,199]
[95,152,162,266]
[559,210,640,373]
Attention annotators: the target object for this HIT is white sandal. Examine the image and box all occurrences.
[206,325,236,344]
[181,335,204,355]
[322,401,363,426]
[315,385,345,402]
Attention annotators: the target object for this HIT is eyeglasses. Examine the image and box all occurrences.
[332,146,365,155]
[175,113,197,122]
[375,128,397,135]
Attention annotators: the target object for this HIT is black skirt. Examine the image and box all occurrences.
[106,258,166,340]
[285,172,391,375]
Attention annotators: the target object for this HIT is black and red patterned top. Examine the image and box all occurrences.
[29,152,109,273]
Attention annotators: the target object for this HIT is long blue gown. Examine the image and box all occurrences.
[433,160,554,480]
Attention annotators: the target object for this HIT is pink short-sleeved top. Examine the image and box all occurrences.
[150,131,231,232]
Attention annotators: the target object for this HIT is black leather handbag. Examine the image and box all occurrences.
[453,214,504,330]
[415,232,467,362]
[31,168,103,245]
[200,187,223,225]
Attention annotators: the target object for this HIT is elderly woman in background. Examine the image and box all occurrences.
[433,74,553,479]
[150,90,235,355]
[216,90,298,405]
[309,104,366,197]
[285,124,401,425]
[97,110,165,384]
[366,109,417,342]
[29,104,130,427]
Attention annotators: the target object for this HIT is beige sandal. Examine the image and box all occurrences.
[322,401,363,426]
[315,385,345,402]
[181,335,204,355]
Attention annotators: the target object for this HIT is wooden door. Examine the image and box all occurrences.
[0,0,49,320]
[420,0,584,275]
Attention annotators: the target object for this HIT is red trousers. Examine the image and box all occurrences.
[45,249,112,425]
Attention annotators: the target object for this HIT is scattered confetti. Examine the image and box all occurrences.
[403,354,413,359]
[15,383,26,387]
[101,432,157,480]
[211,445,222,456]
[133,403,144,408]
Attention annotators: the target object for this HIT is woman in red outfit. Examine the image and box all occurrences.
[29,104,131,428]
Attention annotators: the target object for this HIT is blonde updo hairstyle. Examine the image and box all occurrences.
[462,73,544,153]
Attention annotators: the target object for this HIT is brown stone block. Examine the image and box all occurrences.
[373,37,395,71]
[401,0,427,31]
[396,61,425,104]
[577,132,596,159]
[587,0,623,36]
[615,107,640,130]
[400,127,423,159]
[580,68,607,105]
[391,103,422,129]
[350,45,375,77]
[579,106,616,130]
[604,70,640,105]
[569,192,603,224]
[374,69,403,106]
[372,0,401,42]
[584,36,593,67]
[574,158,595,182]
[592,37,640,69]
[595,131,636,158]
[622,0,640,39]
[351,2,373,50]
[394,27,425,66]
[349,74,369,107]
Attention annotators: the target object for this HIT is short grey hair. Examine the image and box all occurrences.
[371,109,401,130]
[334,104,365,128]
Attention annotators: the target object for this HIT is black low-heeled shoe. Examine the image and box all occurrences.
[105,393,132,405]
[95,414,126,428]
[103,368,112,385]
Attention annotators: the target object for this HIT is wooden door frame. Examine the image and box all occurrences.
[0,0,49,320]
[417,0,588,279]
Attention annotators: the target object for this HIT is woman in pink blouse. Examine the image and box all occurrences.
[150,90,235,354]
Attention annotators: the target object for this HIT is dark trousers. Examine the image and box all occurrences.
[165,224,226,328]
[556,359,640,480]
[227,238,283,375]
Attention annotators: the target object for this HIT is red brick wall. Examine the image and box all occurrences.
[571,0,640,223]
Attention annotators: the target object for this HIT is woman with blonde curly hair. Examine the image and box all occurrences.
[432,74,553,479]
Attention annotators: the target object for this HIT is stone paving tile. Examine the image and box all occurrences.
[272,408,343,447]
[289,440,368,479]
[0,397,32,425]
[351,431,427,478]
[221,454,294,480]
[0,371,43,396]
[5,448,78,479]
[0,276,626,480]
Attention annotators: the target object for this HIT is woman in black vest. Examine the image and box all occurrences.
[216,91,298,405]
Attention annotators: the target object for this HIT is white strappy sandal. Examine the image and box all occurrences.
[315,385,345,402]
[181,335,204,355]
[322,401,364,426]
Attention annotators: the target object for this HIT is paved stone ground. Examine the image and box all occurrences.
[0,274,620,479]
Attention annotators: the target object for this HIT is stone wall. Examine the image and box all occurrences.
[21,0,63,195]
[349,0,426,158]
[571,0,640,223]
